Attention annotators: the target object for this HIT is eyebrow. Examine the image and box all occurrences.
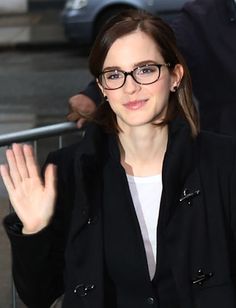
[103,60,157,72]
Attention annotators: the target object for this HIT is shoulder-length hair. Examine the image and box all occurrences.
[89,9,199,137]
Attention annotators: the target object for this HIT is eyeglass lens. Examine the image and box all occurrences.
[100,64,162,90]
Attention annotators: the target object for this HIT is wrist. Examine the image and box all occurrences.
[22,222,49,235]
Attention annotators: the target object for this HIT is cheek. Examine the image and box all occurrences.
[146,80,171,100]
[106,91,121,105]
[154,74,171,91]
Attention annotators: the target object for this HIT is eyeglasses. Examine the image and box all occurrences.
[98,63,171,90]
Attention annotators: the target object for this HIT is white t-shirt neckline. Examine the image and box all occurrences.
[126,173,162,280]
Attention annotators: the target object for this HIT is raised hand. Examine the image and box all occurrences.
[0,143,57,234]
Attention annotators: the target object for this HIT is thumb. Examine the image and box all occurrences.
[77,118,86,128]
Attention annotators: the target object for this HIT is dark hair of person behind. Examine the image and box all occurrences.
[89,9,199,137]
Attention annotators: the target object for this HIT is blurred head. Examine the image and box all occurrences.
[89,9,199,136]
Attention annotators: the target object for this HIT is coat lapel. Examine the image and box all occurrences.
[159,118,196,228]
[63,124,106,308]
[72,124,106,229]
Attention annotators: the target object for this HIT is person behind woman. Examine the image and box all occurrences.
[1,9,236,308]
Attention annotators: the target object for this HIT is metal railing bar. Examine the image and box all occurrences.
[12,279,16,308]
[33,140,38,159]
[0,122,78,147]
[58,135,63,149]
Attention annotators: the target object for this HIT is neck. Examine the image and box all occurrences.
[118,124,168,176]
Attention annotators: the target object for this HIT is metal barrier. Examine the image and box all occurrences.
[0,122,79,147]
[0,121,80,308]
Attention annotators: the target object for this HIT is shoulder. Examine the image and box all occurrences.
[50,141,81,160]
[198,130,236,149]
[46,141,82,168]
[45,123,107,172]
[196,131,236,166]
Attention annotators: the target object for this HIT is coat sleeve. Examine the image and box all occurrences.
[229,139,236,284]
[3,149,76,308]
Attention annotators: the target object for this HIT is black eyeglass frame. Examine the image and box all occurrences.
[98,63,171,90]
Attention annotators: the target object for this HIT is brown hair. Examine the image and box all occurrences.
[89,9,199,137]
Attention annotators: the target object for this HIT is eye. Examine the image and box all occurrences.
[137,65,157,75]
[105,70,124,80]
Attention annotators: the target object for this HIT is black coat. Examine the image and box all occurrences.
[4,118,236,308]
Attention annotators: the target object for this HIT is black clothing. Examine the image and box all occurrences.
[172,0,236,135]
[103,137,180,308]
[3,117,236,307]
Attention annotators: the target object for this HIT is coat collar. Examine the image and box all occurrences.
[74,118,196,226]
[75,117,194,161]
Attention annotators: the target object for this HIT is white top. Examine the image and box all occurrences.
[126,173,162,280]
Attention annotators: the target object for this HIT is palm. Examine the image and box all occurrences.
[0,144,56,234]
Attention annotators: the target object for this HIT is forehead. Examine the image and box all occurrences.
[103,30,163,69]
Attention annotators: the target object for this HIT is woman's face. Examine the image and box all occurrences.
[98,30,182,130]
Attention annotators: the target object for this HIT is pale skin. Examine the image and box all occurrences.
[0,29,183,234]
[0,144,57,234]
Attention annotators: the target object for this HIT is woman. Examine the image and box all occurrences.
[1,9,236,308]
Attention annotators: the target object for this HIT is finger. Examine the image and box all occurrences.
[44,164,57,197]
[12,143,29,179]
[6,148,22,186]
[23,144,41,179]
[77,118,86,128]
[66,111,81,122]
[0,164,15,192]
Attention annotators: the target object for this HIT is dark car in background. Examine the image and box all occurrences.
[61,0,187,46]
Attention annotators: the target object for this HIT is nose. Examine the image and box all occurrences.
[123,74,140,94]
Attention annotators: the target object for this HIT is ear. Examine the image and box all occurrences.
[170,64,184,91]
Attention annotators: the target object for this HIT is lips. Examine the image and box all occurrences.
[123,100,147,110]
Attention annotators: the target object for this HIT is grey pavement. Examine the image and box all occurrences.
[0,9,69,50]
